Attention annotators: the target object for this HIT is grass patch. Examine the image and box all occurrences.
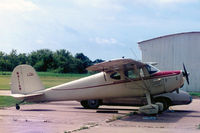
[0,96,20,108]
[0,71,11,75]
[198,124,200,129]
[0,72,90,90]
[106,115,126,123]
[39,72,90,88]
[189,92,200,97]
[37,72,90,77]
[0,75,11,90]
[106,112,137,123]
[40,76,86,89]
[64,123,98,133]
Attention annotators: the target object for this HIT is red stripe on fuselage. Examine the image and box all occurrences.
[152,70,181,78]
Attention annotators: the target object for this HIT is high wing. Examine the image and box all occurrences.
[87,58,145,72]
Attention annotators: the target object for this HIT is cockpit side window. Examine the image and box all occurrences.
[110,72,121,80]
[124,69,139,79]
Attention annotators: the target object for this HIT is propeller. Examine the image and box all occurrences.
[182,63,190,85]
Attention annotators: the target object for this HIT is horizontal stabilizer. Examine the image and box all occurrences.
[11,92,44,100]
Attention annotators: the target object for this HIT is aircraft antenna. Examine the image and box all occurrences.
[130,48,138,60]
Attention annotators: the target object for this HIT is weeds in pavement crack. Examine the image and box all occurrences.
[64,123,98,133]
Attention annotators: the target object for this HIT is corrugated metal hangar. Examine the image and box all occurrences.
[138,32,200,92]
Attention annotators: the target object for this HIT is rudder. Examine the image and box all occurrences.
[11,65,44,94]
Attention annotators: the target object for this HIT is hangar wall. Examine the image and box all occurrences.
[138,32,200,92]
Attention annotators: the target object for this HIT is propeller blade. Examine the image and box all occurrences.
[183,63,189,85]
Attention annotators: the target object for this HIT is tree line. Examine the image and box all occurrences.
[0,49,104,73]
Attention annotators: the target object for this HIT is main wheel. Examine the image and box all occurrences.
[81,100,100,109]
[154,98,171,111]
[87,100,100,109]
[81,100,89,109]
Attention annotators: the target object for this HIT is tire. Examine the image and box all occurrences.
[154,98,171,111]
[16,104,20,110]
[81,100,89,109]
[80,100,100,109]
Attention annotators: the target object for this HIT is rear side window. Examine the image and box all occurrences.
[110,72,121,80]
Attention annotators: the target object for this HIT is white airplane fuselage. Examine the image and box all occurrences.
[33,70,184,102]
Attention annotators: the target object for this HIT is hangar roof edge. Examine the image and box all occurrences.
[138,31,200,45]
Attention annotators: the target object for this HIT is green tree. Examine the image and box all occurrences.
[18,53,28,64]
[28,49,54,71]
[7,50,19,70]
[93,59,104,64]
[0,49,104,73]
[53,49,75,73]
[0,51,8,71]
[75,53,92,73]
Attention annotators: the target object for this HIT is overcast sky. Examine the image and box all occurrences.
[0,0,200,60]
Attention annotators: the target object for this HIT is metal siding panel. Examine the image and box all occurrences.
[139,33,200,92]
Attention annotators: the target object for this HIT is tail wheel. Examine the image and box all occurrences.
[16,104,20,110]
[81,100,100,109]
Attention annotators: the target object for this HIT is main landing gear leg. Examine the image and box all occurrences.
[145,91,152,105]
[146,92,164,112]
[139,91,160,115]
[16,99,25,110]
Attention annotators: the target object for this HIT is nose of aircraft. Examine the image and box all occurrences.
[182,63,190,85]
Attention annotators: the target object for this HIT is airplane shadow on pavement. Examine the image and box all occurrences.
[74,107,138,111]
[21,109,56,111]
[120,109,200,123]
[74,106,200,123]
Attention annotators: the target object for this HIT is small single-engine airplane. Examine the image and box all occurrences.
[10,58,189,115]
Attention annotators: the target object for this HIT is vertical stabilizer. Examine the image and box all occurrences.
[11,65,44,94]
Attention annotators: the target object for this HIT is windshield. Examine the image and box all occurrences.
[145,64,160,74]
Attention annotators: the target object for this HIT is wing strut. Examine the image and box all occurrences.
[138,68,164,115]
